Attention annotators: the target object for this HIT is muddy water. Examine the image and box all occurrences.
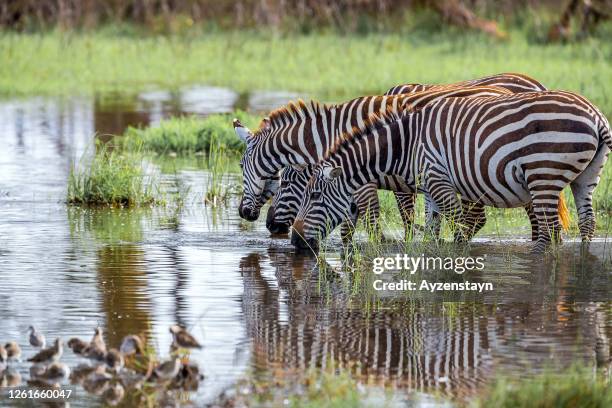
[0,87,610,407]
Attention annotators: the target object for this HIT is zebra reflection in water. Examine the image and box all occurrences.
[237,248,611,398]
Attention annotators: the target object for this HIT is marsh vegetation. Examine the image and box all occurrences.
[1,4,611,407]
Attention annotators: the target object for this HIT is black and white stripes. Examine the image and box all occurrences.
[291,91,610,252]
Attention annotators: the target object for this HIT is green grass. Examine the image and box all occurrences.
[121,111,260,155]
[67,147,157,207]
[218,364,387,408]
[472,365,612,408]
[0,24,610,120]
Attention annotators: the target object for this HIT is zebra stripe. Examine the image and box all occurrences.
[264,89,513,238]
[292,91,610,252]
[267,74,546,239]
[239,252,494,396]
[236,95,408,222]
[385,72,546,96]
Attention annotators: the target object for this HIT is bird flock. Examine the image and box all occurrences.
[0,324,203,404]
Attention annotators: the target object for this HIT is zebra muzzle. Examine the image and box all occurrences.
[290,231,318,252]
[266,206,290,235]
[238,203,260,221]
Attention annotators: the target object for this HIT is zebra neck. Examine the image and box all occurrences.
[267,96,406,167]
[332,115,419,194]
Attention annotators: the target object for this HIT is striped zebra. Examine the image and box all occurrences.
[264,74,547,241]
[291,91,611,252]
[268,166,413,244]
[385,72,547,95]
[234,95,407,222]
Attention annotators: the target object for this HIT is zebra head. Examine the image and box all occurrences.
[234,118,278,221]
[291,163,358,251]
[266,164,312,235]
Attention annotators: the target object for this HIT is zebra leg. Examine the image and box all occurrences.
[530,192,563,253]
[524,203,539,241]
[570,144,610,242]
[425,171,465,242]
[354,182,383,239]
[456,199,486,242]
[424,192,442,239]
[394,191,416,240]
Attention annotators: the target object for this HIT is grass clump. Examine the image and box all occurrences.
[216,363,379,408]
[67,147,156,207]
[121,111,260,156]
[472,365,612,408]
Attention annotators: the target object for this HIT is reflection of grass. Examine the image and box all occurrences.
[474,364,612,408]
[67,147,157,207]
[67,207,147,243]
[121,111,259,156]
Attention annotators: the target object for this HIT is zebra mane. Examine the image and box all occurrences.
[256,95,401,137]
[323,110,402,161]
[257,99,328,132]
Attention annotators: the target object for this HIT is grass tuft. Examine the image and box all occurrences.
[121,111,260,156]
[67,146,156,207]
[472,365,612,408]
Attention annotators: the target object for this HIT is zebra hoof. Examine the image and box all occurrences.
[291,232,318,252]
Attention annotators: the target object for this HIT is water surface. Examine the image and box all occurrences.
[0,86,610,407]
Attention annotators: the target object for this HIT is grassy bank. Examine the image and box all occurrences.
[121,111,259,155]
[473,365,611,408]
[213,363,610,408]
[1,25,611,118]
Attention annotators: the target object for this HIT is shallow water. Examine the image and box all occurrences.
[0,88,610,407]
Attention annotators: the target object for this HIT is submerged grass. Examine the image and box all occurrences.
[67,146,157,207]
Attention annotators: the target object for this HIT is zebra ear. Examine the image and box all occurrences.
[323,166,342,180]
[261,117,271,130]
[233,118,253,144]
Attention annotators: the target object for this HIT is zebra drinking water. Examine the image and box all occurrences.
[263,73,547,241]
[292,91,610,253]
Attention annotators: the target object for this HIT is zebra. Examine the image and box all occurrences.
[235,93,427,238]
[385,72,546,96]
[264,74,547,241]
[291,91,610,252]
[268,164,414,244]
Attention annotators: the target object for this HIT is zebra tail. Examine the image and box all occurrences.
[558,193,570,231]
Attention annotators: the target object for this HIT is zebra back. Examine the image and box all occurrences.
[384,72,546,96]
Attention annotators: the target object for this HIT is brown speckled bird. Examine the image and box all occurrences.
[119,335,144,356]
[67,338,89,356]
[31,362,70,382]
[0,344,6,372]
[103,382,125,406]
[5,342,21,361]
[82,366,112,396]
[154,357,181,382]
[85,327,107,361]
[105,348,124,373]
[27,338,63,364]
[28,326,46,348]
[169,325,202,350]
